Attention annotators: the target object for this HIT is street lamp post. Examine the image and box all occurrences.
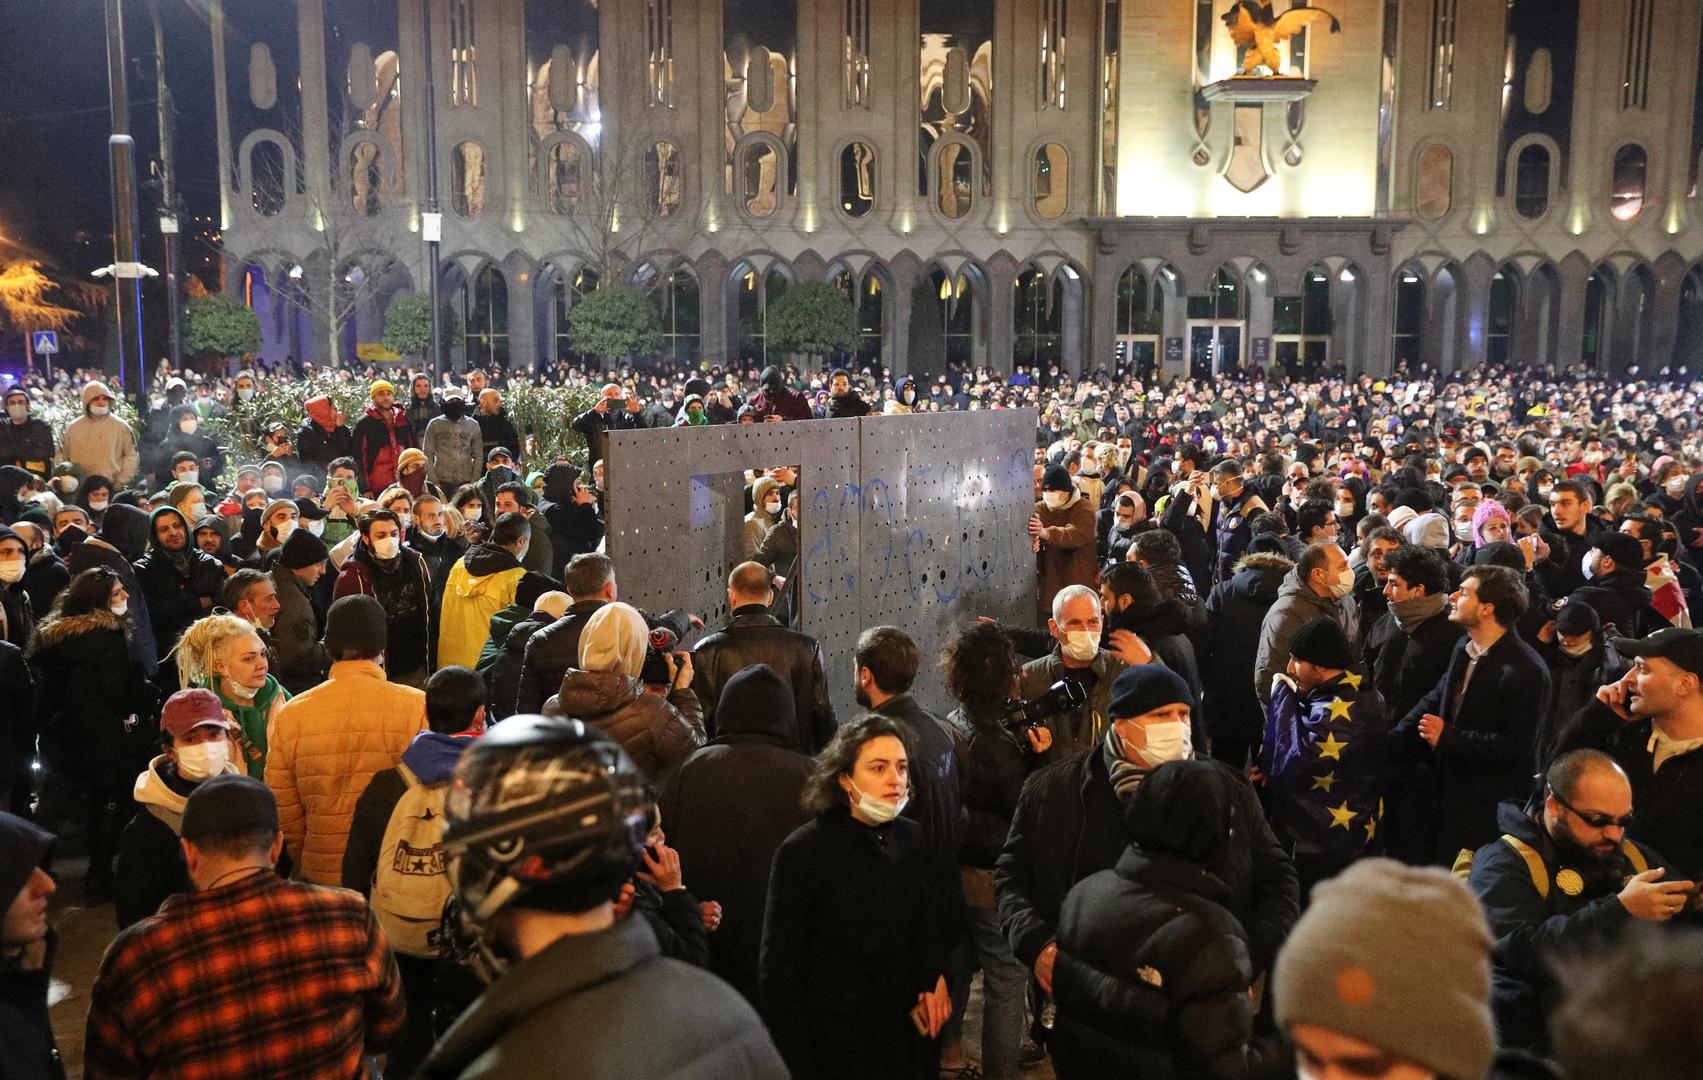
[420,0,444,381]
[148,0,184,372]
[105,0,147,410]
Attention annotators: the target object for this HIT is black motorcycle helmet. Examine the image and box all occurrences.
[443,715,647,970]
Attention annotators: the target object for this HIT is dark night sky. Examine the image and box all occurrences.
[0,1,222,276]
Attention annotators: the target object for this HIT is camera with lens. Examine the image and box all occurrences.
[1003,679,1087,741]
[639,625,681,686]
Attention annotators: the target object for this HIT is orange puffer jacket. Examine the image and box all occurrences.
[264,660,427,884]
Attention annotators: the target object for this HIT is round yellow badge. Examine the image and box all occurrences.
[1555,869,1584,897]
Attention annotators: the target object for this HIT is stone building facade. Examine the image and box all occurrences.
[211,0,1703,379]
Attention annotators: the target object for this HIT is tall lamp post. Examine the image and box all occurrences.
[105,0,148,409]
[420,0,444,381]
[147,0,184,372]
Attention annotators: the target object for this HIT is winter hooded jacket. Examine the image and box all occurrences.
[1254,567,1358,707]
[67,503,158,673]
[539,463,603,574]
[264,659,427,884]
[1262,670,1390,867]
[1035,490,1099,615]
[883,376,918,415]
[0,813,63,1080]
[438,543,527,670]
[748,368,813,422]
[29,609,159,787]
[1201,551,1292,747]
[1569,565,1664,639]
[354,402,415,495]
[1053,761,1282,1080]
[660,665,815,1003]
[114,753,242,929]
[134,506,227,662]
[192,513,242,572]
[60,409,138,486]
[543,670,704,782]
[486,607,561,719]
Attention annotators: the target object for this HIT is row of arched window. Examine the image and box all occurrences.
[1415,141,1650,223]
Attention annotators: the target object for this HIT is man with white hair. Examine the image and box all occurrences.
[1016,584,1133,752]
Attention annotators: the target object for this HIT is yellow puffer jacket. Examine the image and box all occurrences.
[437,545,527,670]
[264,660,426,885]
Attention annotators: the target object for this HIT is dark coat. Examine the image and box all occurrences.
[476,410,522,466]
[332,543,435,679]
[269,566,329,695]
[1536,638,1626,768]
[1393,629,1552,865]
[569,404,635,467]
[995,751,1298,977]
[485,608,559,719]
[1200,552,1292,748]
[295,417,355,476]
[21,549,69,626]
[1158,489,1216,596]
[659,664,814,1004]
[67,505,158,674]
[0,641,36,805]
[690,606,836,752]
[1569,566,1664,639]
[1106,593,1202,701]
[870,693,966,875]
[951,703,1052,870]
[1468,802,1656,1054]
[516,599,607,715]
[29,611,159,788]
[538,464,603,575]
[1554,700,1703,880]
[543,670,705,782]
[1052,766,1279,1080]
[417,918,785,1080]
[112,759,196,930]
[1365,606,1464,725]
[760,811,945,1080]
[1209,487,1270,586]
[0,813,63,1080]
[133,512,227,664]
[0,416,56,476]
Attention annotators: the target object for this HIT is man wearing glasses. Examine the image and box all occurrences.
[1467,748,1690,1055]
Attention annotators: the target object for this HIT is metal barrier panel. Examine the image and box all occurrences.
[604,410,1036,721]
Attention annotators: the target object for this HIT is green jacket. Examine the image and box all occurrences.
[477,603,528,672]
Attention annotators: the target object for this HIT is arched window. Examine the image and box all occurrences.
[250,141,287,217]
[839,142,875,218]
[1487,269,1517,365]
[1611,144,1648,222]
[550,266,599,365]
[740,142,779,218]
[1514,144,1550,219]
[468,265,508,369]
[646,141,681,218]
[1033,143,1068,219]
[832,269,885,365]
[350,141,383,215]
[653,268,699,361]
[1417,144,1453,220]
[1582,269,1611,368]
[938,142,973,218]
[920,267,977,368]
[452,142,487,217]
[736,266,789,363]
[1114,266,1159,335]
[1392,269,1425,369]
[1188,267,1241,320]
[544,141,586,214]
[1013,266,1064,369]
[1272,266,1333,373]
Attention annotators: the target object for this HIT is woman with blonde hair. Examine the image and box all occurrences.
[173,612,288,777]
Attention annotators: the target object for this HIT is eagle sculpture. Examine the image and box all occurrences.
[1221,1,1342,76]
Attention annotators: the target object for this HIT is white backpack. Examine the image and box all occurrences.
[371,763,452,958]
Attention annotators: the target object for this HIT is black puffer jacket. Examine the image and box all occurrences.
[1104,592,1201,701]
[29,610,159,787]
[690,605,836,752]
[66,504,158,675]
[543,670,705,781]
[1200,552,1292,748]
[518,602,692,717]
[485,608,559,720]
[660,664,814,1004]
[871,693,966,876]
[1053,761,1281,1080]
[950,703,1053,870]
[133,507,227,664]
[995,750,1297,976]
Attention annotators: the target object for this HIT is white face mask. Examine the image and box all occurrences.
[1336,501,1354,519]
[110,599,128,617]
[1326,567,1355,599]
[1131,720,1193,765]
[1455,520,1475,542]
[764,499,781,515]
[395,513,411,532]
[371,536,401,560]
[90,404,111,417]
[262,476,285,494]
[5,404,27,422]
[1062,629,1100,663]
[179,420,198,435]
[178,470,199,486]
[88,497,108,512]
[271,519,297,543]
[174,738,230,782]
[1582,550,1602,580]
[1042,491,1070,510]
[1668,477,1689,497]
[847,778,907,825]
[185,502,207,522]
[0,558,23,584]
[236,387,255,402]
[305,519,325,537]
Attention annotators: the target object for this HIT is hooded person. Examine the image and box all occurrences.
[112,689,245,930]
[0,386,54,479]
[1100,561,1202,700]
[59,380,139,486]
[748,366,813,423]
[333,508,437,687]
[542,601,705,781]
[438,511,534,670]
[0,526,33,651]
[0,466,33,526]
[7,521,67,631]
[674,394,710,426]
[1052,759,1283,1079]
[421,391,483,492]
[354,379,416,496]
[659,664,814,1003]
[192,513,241,572]
[295,393,356,476]
[485,590,572,720]
[884,375,919,415]
[0,812,62,1080]
[394,447,437,500]
[538,462,603,574]
[134,506,228,667]
[1571,530,1664,639]
[65,502,159,675]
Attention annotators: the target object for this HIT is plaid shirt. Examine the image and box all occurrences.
[84,870,405,1080]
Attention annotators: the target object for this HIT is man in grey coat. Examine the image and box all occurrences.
[421,392,483,493]
[1255,542,1358,707]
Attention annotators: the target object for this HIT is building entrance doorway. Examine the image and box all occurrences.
[1188,321,1243,379]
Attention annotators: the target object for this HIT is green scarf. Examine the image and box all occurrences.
[209,674,289,778]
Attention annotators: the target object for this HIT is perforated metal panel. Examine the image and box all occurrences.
[604,411,1037,719]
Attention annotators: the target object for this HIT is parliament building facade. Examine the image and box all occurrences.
[212,0,1703,379]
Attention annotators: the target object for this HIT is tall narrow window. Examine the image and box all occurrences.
[551,268,599,365]
[1622,0,1654,110]
[646,142,681,217]
[250,140,287,216]
[1514,144,1550,219]
[1392,270,1425,368]
[646,0,675,107]
[938,142,973,218]
[1033,143,1068,219]
[468,265,508,369]
[451,142,486,217]
[1416,144,1453,219]
[844,0,871,107]
[1487,269,1516,365]
[1039,0,1067,109]
[653,269,699,361]
[740,142,779,218]
[545,141,584,214]
[1582,269,1610,368]
[1428,0,1456,109]
[737,268,789,364]
[1611,144,1648,221]
[450,0,477,107]
[840,142,875,217]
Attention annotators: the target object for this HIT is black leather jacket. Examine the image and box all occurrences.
[516,600,692,716]
[689,606,836,753]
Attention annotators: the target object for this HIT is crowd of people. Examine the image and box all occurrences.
[2,352,1703,1080]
